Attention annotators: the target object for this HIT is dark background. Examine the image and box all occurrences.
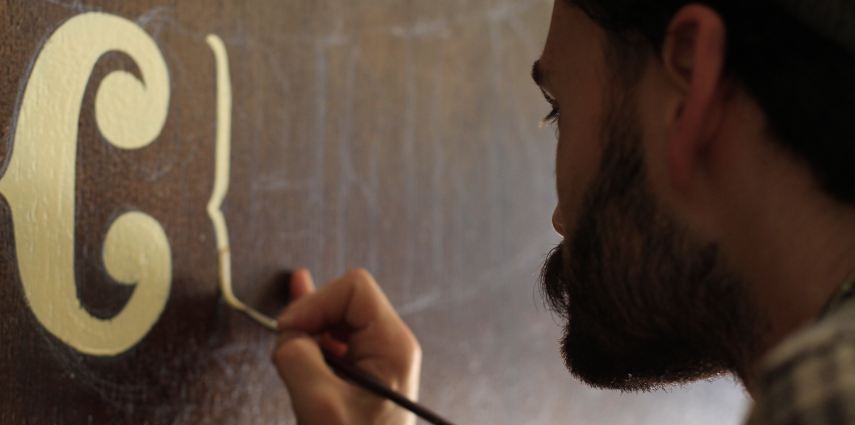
[0,0,747,423]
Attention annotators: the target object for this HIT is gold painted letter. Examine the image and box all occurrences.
[0,12,172,356]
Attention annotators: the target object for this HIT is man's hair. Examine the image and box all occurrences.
[570,0,855,203]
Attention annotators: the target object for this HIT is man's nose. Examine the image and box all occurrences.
[552,207,565,237]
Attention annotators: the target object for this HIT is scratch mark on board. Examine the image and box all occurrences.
[335,46,360,272]
[401,38,417,293]
[430,58,446,276]
[388,19,451,40]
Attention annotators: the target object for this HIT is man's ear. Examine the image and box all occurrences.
[662,5,727,192]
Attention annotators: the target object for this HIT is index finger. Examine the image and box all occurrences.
[277,268,399,334]
[290,268,316,299]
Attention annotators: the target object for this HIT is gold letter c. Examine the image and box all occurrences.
[0,12,172,356]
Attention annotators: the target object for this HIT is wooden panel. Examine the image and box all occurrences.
[0,0,747,423]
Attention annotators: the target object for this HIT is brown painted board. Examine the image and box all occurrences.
[0,0,747,423]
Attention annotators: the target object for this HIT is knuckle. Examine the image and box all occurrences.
[409,334,423,359]
[346,268,384,302]
[401,329,422,365]
[346,268,376,286]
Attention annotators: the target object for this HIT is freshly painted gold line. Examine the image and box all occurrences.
[205,34,278,331]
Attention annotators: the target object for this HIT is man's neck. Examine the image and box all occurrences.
[722,180,855,396]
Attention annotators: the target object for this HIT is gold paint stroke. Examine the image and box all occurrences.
[206,34,278,330]
[0,12,172,355]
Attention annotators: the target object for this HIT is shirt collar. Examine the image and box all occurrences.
[818,272,855,320]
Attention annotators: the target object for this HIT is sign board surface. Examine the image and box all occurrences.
[0,1,749,424]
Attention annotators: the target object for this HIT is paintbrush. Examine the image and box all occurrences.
[219,273,455,425]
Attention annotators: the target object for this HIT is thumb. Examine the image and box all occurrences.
[272,330,344,403]
[273,331,348,424]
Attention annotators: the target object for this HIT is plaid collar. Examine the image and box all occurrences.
[818,272,855,320]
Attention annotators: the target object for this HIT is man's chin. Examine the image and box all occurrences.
[560,321,729,392]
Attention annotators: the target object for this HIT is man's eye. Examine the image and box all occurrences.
[540,104,560,127]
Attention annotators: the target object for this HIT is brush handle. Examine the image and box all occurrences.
[320,348,456,425]
[247,309,455,425]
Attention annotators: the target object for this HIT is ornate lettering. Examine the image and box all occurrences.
[0,12,172,356]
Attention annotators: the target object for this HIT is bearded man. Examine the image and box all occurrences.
[273,1,855,424]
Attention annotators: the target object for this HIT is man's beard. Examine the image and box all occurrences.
[540,82,766,391]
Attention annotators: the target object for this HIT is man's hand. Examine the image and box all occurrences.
[272,268,421,425]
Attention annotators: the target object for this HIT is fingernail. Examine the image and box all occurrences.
[302,269,315,287]
[294,270,316,295]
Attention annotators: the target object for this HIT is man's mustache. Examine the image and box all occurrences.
[540,243,569,317]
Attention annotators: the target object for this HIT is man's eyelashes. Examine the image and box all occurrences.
[538,86,559,127]
[541,104,559,127]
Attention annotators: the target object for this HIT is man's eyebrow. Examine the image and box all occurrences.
[531,60,545,87]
